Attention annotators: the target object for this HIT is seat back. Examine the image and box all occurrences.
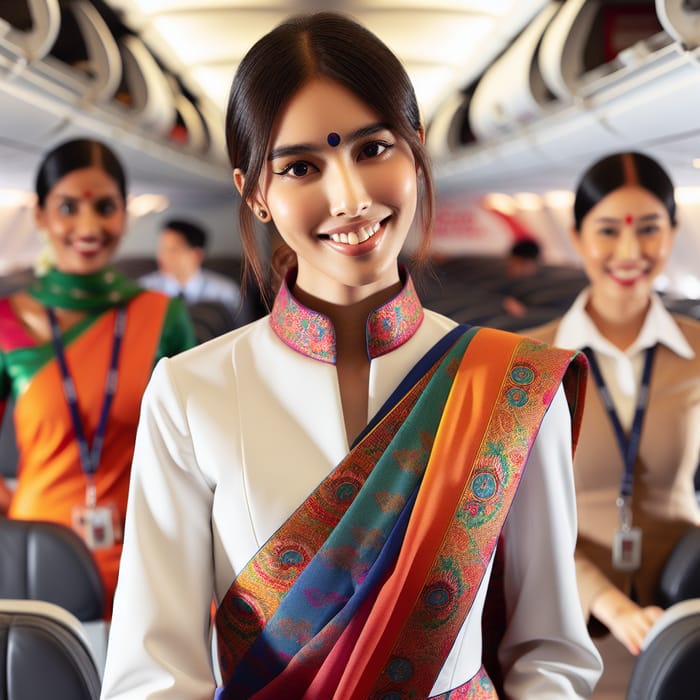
[657,526,700,608]
[0,599,101,700]
[0,519,104,621]
[627,599,700,700]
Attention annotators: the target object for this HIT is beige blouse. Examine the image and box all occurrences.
[527,291,700,620]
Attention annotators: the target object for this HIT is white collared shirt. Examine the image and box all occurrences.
[554,290,695,430]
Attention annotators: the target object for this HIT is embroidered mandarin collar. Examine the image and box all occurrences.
[270,268,424,364]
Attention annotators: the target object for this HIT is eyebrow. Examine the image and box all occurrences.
[268,122,391,161]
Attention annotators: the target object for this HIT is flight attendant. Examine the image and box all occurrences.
[0,138,196,618]
[528,151,700,696]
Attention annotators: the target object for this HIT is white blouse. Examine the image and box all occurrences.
[101,289,601,699]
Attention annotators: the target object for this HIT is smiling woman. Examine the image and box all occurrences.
[101,12,602,700]
[0,138,197,619]
[527,151,700,698]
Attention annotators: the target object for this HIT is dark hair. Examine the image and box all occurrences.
[225,11,434,298]
[35,138,127,207]
[573,152,676,231]
[510,239,540,260]
[162,219,208,249]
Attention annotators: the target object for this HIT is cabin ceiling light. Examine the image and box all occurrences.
[692,158,700,169]
[543,190,575,209]
[674,187,700,205]
[513,192,542,210]
[127,194,170,217]
[0,190,36,207]
[481,192,517,214]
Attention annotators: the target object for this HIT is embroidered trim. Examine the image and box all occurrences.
[269,268,424,364]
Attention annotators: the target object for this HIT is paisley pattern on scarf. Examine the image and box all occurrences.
[432,666,497,699]
[215,329,586,699]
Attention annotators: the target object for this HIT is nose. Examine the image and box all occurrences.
[327,161,371,217]
[75,202,101,233]
[615,227,641,260]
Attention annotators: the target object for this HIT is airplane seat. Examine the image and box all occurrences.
[0,518,104,620]
[626,598,700,700]
[187,300,239,343]
[0,599,101,700]
[656,525,700,608]
[0,518,109,678]
[0,395,19,482]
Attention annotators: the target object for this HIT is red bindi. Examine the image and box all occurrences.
[83,191,93,200]
[624,214,634,225]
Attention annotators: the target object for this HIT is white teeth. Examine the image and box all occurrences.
[328,221,381,245]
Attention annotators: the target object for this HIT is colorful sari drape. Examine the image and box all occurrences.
[215,326,586,699]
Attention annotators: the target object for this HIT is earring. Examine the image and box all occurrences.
[258,209,268,221]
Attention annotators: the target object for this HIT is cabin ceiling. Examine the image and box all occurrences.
[105,0,550,127]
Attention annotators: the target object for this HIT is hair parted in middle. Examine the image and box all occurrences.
[225,11,435,296]
[573,151,677,231]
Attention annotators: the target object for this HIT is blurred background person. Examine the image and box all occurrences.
[0,138,196,618]
[501,237,542,318]
[140,218,248,325]
[527,151,700,698]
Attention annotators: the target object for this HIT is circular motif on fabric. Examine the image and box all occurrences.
[280,548,304,567]
[506,387,528,407]
[511,365,535,385]
[471,471,497,500]
[254,535,314,586]
[335,479,358,502]
[423,581,455,611]
[386,657,413,682]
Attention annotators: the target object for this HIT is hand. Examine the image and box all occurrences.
[502,295,527,318]
[592,587,664,655]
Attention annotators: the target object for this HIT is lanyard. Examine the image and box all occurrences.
[583,345,655,527]
[47,306,126,483]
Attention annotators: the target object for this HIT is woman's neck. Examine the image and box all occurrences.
[585,292,650,351]
[293,280,403,360]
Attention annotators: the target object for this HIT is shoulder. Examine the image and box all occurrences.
[672,312,700,346]
[519,317,561,344]
[163,316,267,381]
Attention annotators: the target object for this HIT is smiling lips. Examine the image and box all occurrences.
[608,266,647,285]
[325,221,381,246]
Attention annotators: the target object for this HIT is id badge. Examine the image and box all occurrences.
[71,503,122,550]
[612,527,642,572]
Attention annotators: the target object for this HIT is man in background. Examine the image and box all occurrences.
[140,218,244,323]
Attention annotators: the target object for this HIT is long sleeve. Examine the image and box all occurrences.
[498,385,602,699]
[100,358,217,699]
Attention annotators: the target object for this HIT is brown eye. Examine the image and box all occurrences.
[95,197,119,216]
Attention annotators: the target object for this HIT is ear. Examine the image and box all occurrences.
[417,126,425,144]
[569,225,583,255]
[233,168,269,222]
[34,204,46,230]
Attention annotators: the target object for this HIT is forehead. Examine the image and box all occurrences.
[49,166,121,197]
[591,185,667,215]
[270,78,382,147]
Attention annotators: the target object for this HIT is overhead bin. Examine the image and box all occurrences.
[0,0,60,62]
[656,0,700,47]
[117,33,176,137]
[538,0,601,100]
[468,1,560,141]
[432,0,700,192]
[0,0,230,199]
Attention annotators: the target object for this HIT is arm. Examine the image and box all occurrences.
[498,385,603,699]
[100,358,216,699]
